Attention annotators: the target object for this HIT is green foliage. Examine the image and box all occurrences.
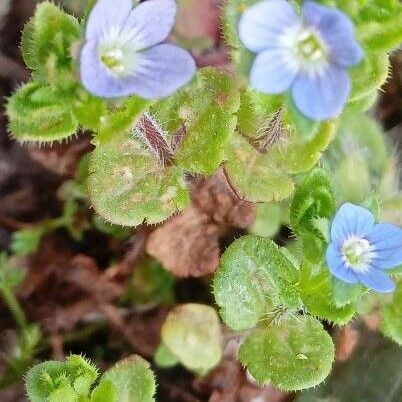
[25,354,156,402]
[26,355,98,402]
[381,282,402,345]
[238,315,335,390]
[88,131,190,226]
[224,133,295,202]
[290,168,335,262]
[332,278,364,308]
[154,343,179,368]
[7,82,78,142]
[101,355,156,402]
[153,68,240,175]
[299,262,356,325]
[21,2,81,84]
[249,203,282,238]
[225,92,336,203]
[161,304,222,374]
[296,325,402,402]
[214,235,301,331]
[95,96,150,144]
[126,258,175,308]
[11,227,46,256]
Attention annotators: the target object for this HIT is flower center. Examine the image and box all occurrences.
[341,236,373,272]
[296,28,328,72]
[101,48,125,74]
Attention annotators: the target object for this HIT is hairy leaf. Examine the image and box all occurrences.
[214,235,301,331]
[101,355,156,402]
[161,304,222,373]
[238,315,335,390]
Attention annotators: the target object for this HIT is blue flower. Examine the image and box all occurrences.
[80,0,196,99]
[326,203,402,293]
[238,0,363,121]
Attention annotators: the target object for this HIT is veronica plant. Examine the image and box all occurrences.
[80,0,195,99]
[327,203,402,293]
[238,0,363,120]
[5,0,402,395]
[25,354,156,402]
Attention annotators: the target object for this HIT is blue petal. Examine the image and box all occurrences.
[370,224,402,269]
[80,39,124,98]
[80,42,195,99]
[85,0,132,40]
[119,0,178,50]
[250,48,299,94]
[303,1,363,67]
[238,0,300,52]
[355,269,395,293]
[123,44,195,99]
[291,64,350,120]
[326,243,359,284]
[330,203,375,246]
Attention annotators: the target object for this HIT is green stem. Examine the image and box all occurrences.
[0,285,28,331]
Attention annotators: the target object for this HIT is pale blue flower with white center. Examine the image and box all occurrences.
[238,0,363,121]
[80,0,196,99]
[326,203,402,293]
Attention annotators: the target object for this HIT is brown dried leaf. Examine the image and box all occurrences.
[336,325,359,362]
[146,170,255,278]
[147,207,220,278]
[191,169,256,229]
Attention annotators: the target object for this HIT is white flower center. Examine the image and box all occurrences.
[280,25,329,75]
[98,29,143,78]
[296,28,328,73]
[341,236,374,273]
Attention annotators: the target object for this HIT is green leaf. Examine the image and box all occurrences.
[72,90,107,131]
[224,133,294,203]
[127,258,174,307]
[90,380,117,402]
[332,277,364,308]
[67,355,98,396]
[222,0,260,76]
[249,203,282,239]
[88,132,190,226]
[95,97,150,144]
[290,168,335,262]
[296,324,402,402]
[330,111,388,177]
[25,355,99,402]
[357,13,402,51]
[11,227,46,256]
[381,282,402,346]
[154,68,240,175]
[269,120,336,174]
[101,355,156,402]
[25,361,70,402]
[154,343,179,368]
[213,235,301,331]
[299,263,356,325]
[238,316,335,391]
[48,385,78,402]
[24,2,81,86]
[161,304,222,373]
[7,81,78,142]
[349,51,389,103]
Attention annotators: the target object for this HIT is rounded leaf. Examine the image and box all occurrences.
[161,304,222,373]
[213,235,301,331]
[88,132,190,226]
[101,355,156,402]
[238,316,335,391]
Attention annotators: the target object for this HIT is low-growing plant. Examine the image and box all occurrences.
[5,0,402,397]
